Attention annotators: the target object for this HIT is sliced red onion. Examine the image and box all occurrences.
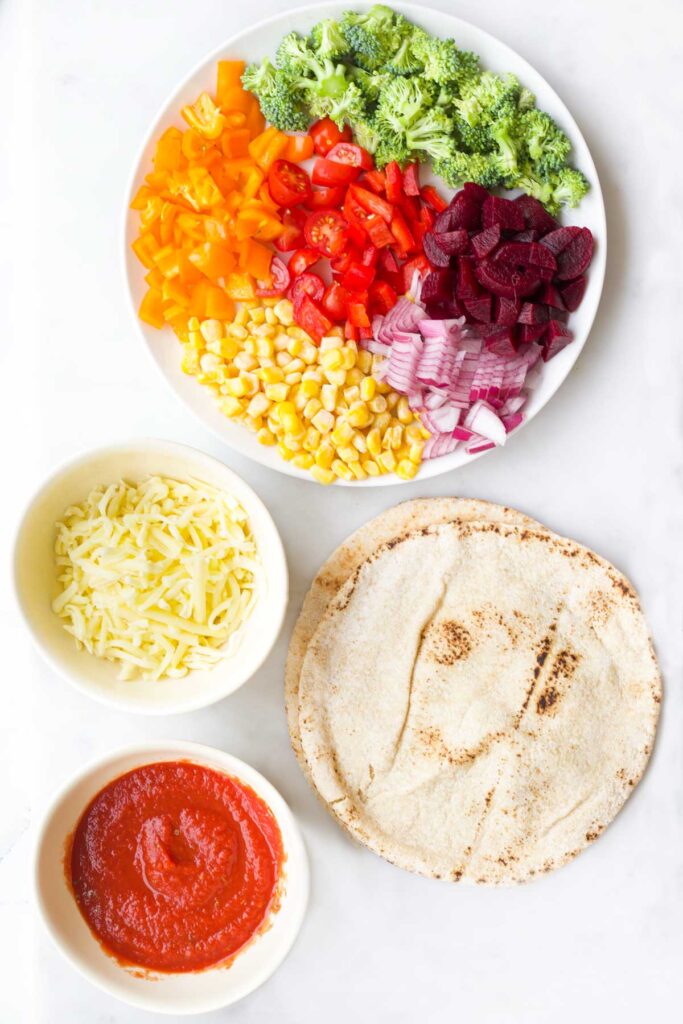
[423,431,460,459]
[464,401,507,446]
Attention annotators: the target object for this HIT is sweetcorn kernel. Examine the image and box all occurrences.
[264,382,289,402]
[277,442,295,461]
[331,459,354,481]
[350,462,367,480]
[292,452,314,470]
[396,397,412,424]
[377,450,397,473]
[256,427,276,446]
[409,442,424,463]
[348,403,372,428]
[249,306,265,325]
[396,458,418,480]
[331,420,354,446]
[312,410,335,434]
[247,393,270,419]
[274,300,293,325]
[320,335,343,351]
[370,394,388,414]
[321,384,338,411]
[311,465,336,485]
[321,349,343,371]
[360,376,376,401]
[362,458,380,476]
[315,443,335,469]
[300,379,320,399]
[219,396,244,417]
[367,428,381,456]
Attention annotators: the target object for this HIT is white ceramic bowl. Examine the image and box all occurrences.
[13,438,288,714]
[34,741,309,1014]
[123,1,606,486]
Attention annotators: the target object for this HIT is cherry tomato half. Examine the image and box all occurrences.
[309,118,352,157]
[273,210,305,252]
[290,272,325,308]
[267,159,312,207]
[305,185,346,210]
[321,281,349,321]
[326,142,374,170]
[255,256,291,297]
[304,209,348,257]
[288,248,321,277]
[312,158,360,188]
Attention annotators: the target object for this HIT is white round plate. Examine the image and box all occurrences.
[13,438,288,714]
[123,2,606,486]
[34,741,309,1015]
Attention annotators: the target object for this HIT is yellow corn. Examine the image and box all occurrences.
[396,458,418,480]
[311,465,335,485]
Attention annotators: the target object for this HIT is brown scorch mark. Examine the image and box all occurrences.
[426,619,473,665]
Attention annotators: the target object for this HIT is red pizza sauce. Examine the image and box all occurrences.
[68,761,283,972]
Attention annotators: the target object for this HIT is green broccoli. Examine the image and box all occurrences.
[411,34,479,91]
[324,82,367,129]
[520,110,571,174]
[489,114,522,180]
[385,35,424,76]
[275,32,314,76]
[453,116,495,154]
[374,135,411,168]
[404,108,457,162]
[348,66,391,103]
[516,165,555,207]
[310,18,349,60]
[340,5,400,71]
[455,71,517,127]
[351,115,382,154]
[549,166,590,210]
[241,60,309,132]
[375,77,435,136]
[433,152,503,189]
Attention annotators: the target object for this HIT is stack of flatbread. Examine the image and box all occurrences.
[286,499,661,884]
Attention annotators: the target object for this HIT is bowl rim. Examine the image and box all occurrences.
[12,436,289,715]
[33,740,310,1014]
[121,0,607,488]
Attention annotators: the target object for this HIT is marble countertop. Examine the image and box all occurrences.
[2,0,682,1020]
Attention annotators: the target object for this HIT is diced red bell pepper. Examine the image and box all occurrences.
[360,169,387,194]
[359,324,374,340]
[402,163,421,196]
[348,301,371,328]
[345,221,367,249]
[342,261,375,293]
[361,244,379,267]
[420,205,435,230]
[378,248,400,274]
[344,320,359,341]
[390,210,416,255]
[421,185,448,213]
[296,293,333,342]
[349,185,394,224]
[401,254,430,292]
[385,161,403,205]
[365,214,394,248]
[400,193,421,225]
[369,279,398,315]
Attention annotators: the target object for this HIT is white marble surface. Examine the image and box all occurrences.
[2,0,682,1020]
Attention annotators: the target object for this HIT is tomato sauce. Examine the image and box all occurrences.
[68,761,283,973]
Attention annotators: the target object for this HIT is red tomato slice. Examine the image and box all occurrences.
[321,281,349,321]
[361,244,379,267]
[326,142,373,170]
[256,256,291,297]
[274,210,305,252]
[304,209,348,257]
[290,272,325,307]
[288,248,321,277]
[312,158,360,188]
[349,185,394,224]
[309,118,352,157]
[305,186,346,210]
[296,293,333,342]
[401,254,430,292]
[267,160,312,207]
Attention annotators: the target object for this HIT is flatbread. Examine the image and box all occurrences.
[297,519,661,884]
[285,498,545,772]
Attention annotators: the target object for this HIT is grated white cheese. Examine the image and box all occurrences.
[52,475,260,681]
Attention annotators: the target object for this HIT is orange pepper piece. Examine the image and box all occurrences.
[181,92,226,140]
[284,134,314,162]
[217,61,246,106]
[139,289,165,329]
[189,242,236,281]
[219,85,253,116]
[154,127,185,172]
[221,128,251,159]
[245,97,266,138]
[132,233,160,270]
[224,272,256,300]
[205,287,236,319]
[239,238,274,281]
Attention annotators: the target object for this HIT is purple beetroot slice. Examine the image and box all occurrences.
[444,191,482,231]
[518,323,548,343]
[539,282,565,309]
[518,302,549,325]
[463,294,492,323]
[514,194,558,234]
[514,228,540,243]
[540,225,582,255]
[423,231,452,268]
[456,257,481,299]
[421,268,458,305]
[542,319,574,361]
[481,195,526,232]
[494,242,557,272]
[484,326,520,356]
[471,224,501,259]
[560,275,587,311]
[556,228,594,280]
[433,228,470,256]
[462,181,489,205]
[494,296,521,325]
[475,260,542,299]
[426,297,463,319]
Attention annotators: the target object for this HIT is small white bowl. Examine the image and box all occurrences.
[13,438,288,714]
[34,741,309,1015]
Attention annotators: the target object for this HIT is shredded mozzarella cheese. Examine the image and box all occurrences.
[52,476,259,680]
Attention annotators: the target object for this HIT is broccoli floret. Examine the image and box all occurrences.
[489,114,522,179]
[241,60,309,132]
[324,82,367,129]
[375,77,435,135]
[517,86,535,112]
[348,66,391,103]
[294,58,351,104]
[549,166,590,210]
[433,151,503,189]
[385,35,424,75]
[454,71,518,127]
[310,18,349,60]
[453,116,495,154]
[275,32,314,76]
[520,110,571,174]
[411,34,479,91]
[341,5,400,71]
[404,108,456,162]
[516,165,555,207]
[352,115,382,154]
[374,134,411,168]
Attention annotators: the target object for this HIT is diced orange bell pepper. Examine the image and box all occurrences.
[154,127,185,172]
[140,195,163,230]
[242,167,265,200]
[139,289,166,329]
[221,128,251,159]
[177,253,204,285]
[145,170,170,191]
[145,267,165,289]
[162,279,190,308]
[217,61,246,106]
[245,97,266,138]
[163,305,190,333]
[258,181,279,212]
[225,272,256,300]
[130,185,154,210]
[132,233,160,269]
[189,279,211,317]
[181,128,215,163]
[248,127,289,172]
[153,245,181,278]
[189,242,236,281]
[285,134,314,162]
[205,287,236,319]
[219,86,253,116]
[238,238,274,281]
[223,111,247,130]
[187,167,223,209]
[181,92,226,140]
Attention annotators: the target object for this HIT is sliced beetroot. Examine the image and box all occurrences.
[560,275,587,311]
[542,320,574,361]
[475,259,542,299]
[423,231,452,268]
[471,224,502,260]
[514,194,558,234]
[518,302,549,325]
[481,195,525,232]
[484,326,520,356]
[494,296,521,325]
[444,191,482,231]
[518,323,548,343]
[556,227,594,280]
[463,294,492,323]
[426,297,463,319]
[539,282,565,309]
[494,242,557,272]
[462,181,489,205]
[456,257,481,299]
[433,228,470,256]
[421,268,457,305]
[514,228,539,243]
[540,225,582,255]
